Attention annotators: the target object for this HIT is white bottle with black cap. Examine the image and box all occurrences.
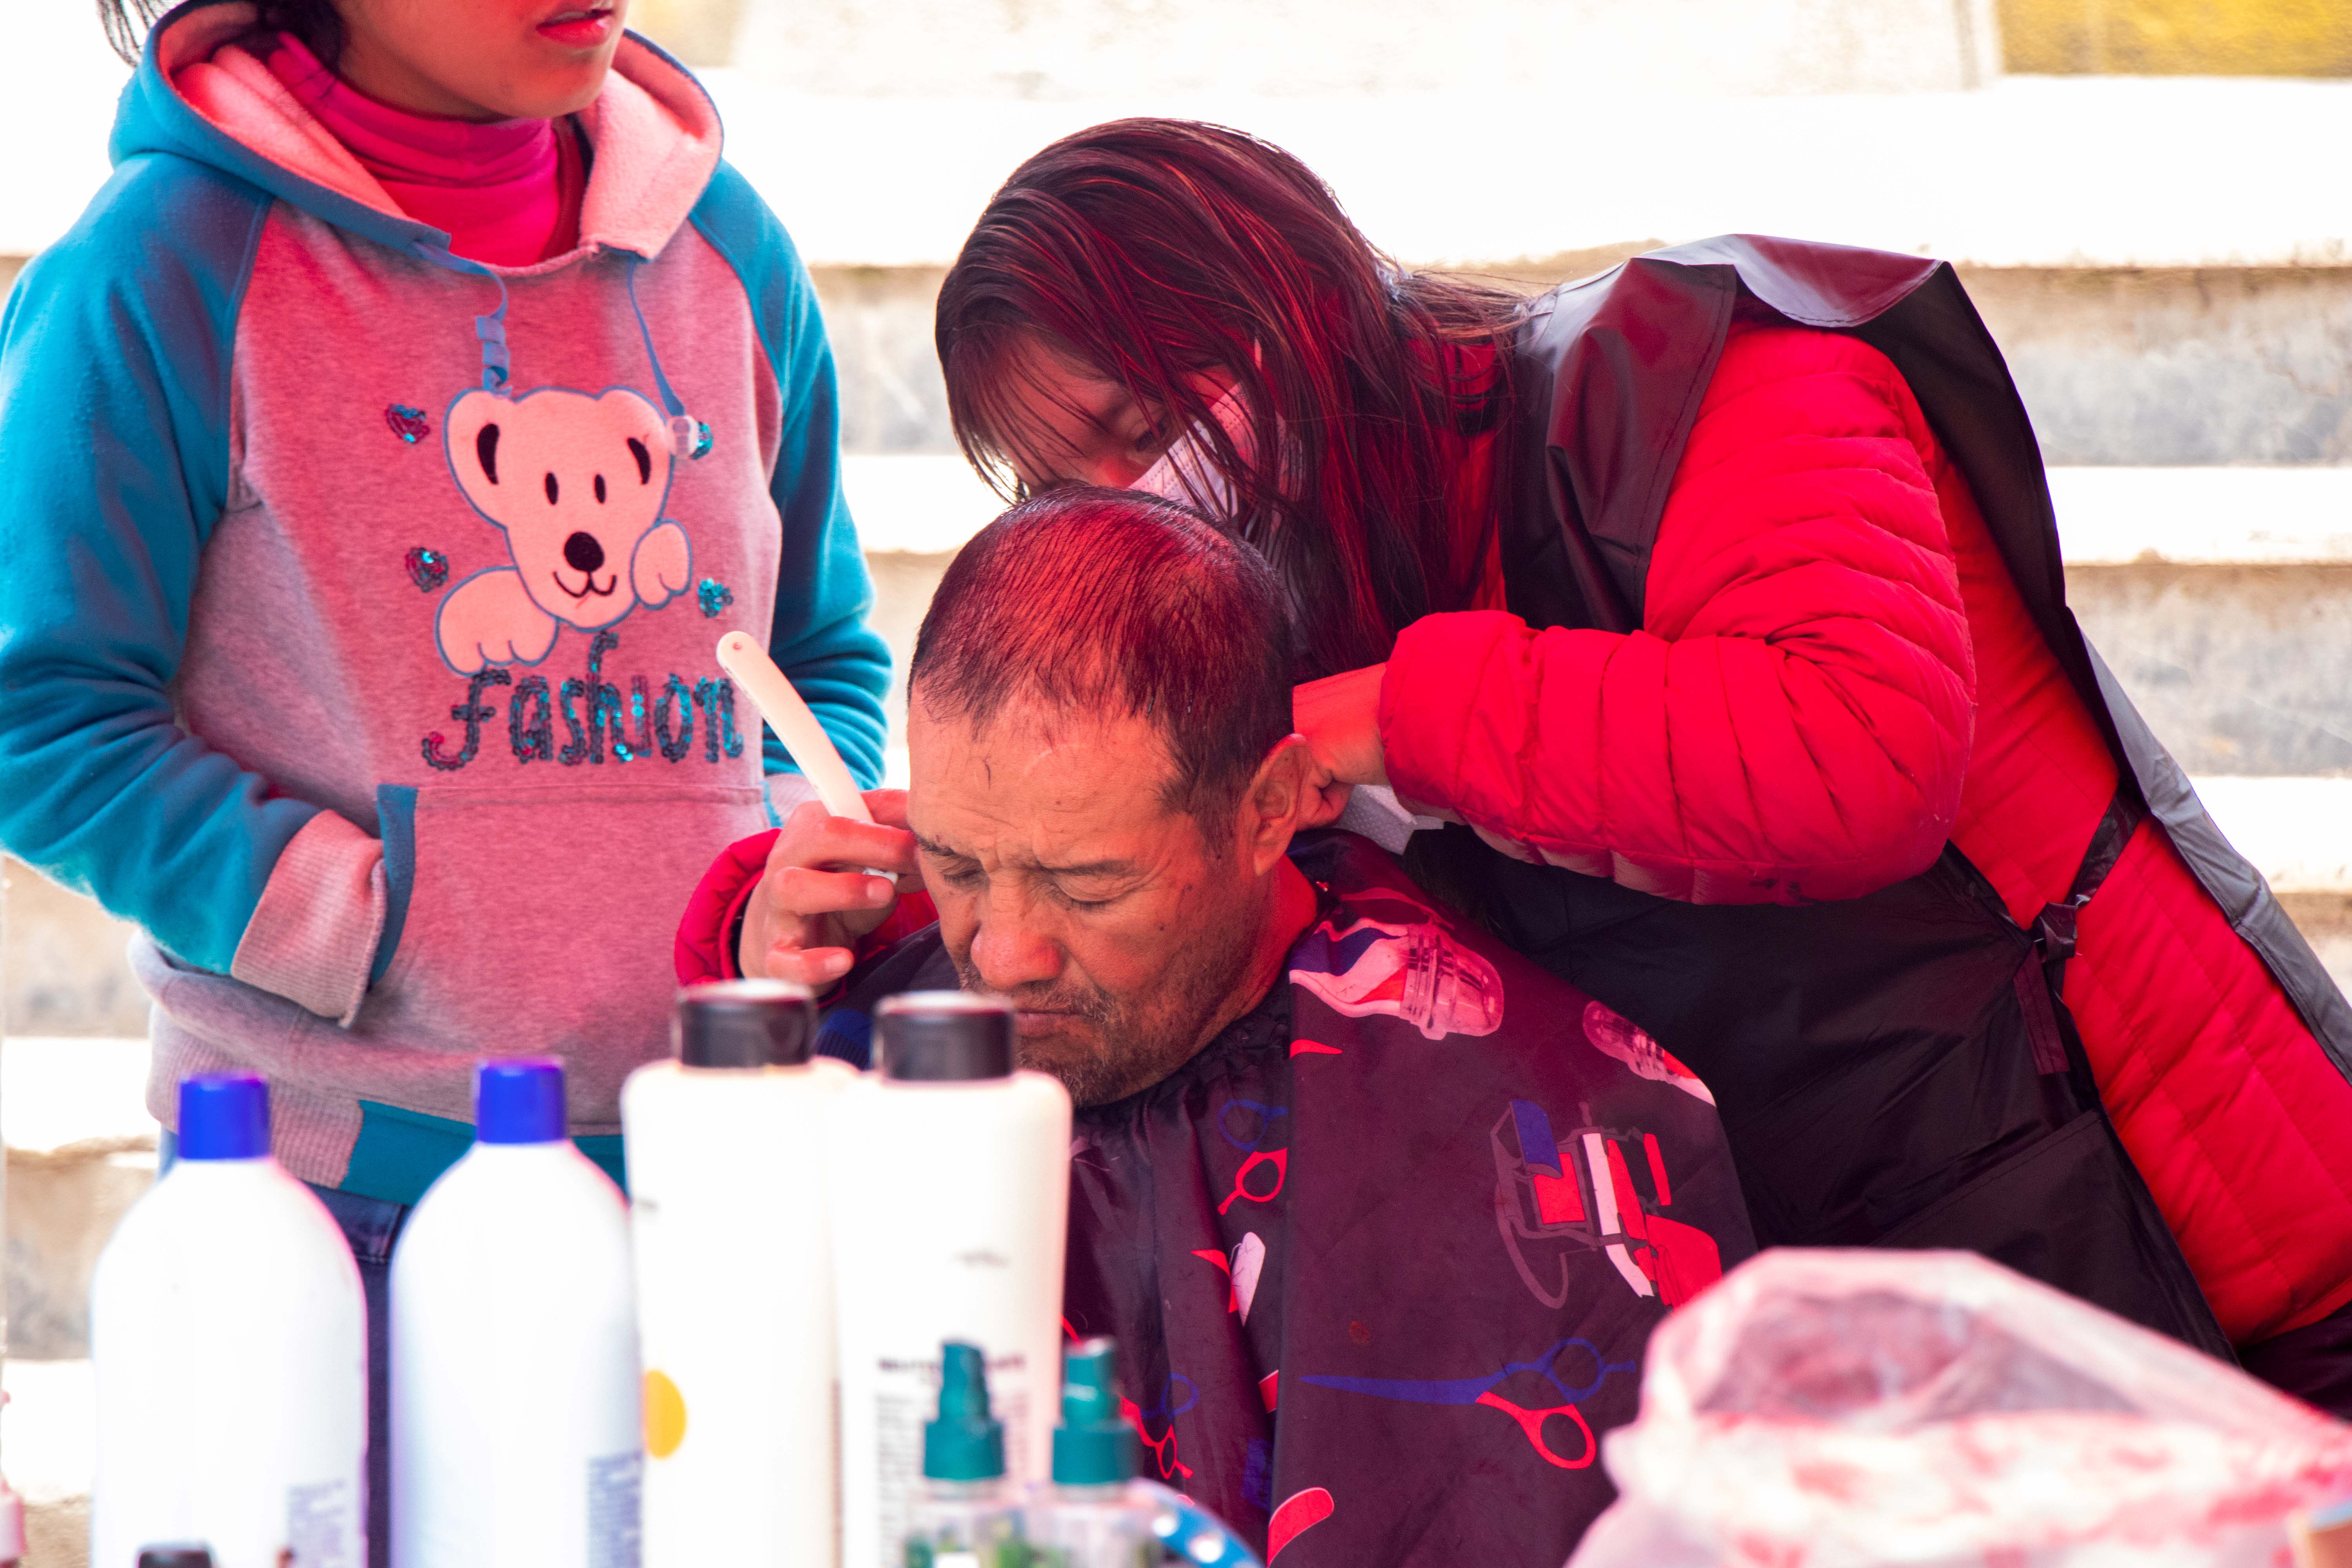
[390,1058,641,1568]
[622,980,853,1567]
[91,1074,366,1568]
[831,992,1073,1568]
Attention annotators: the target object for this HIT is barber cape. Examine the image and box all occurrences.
[824,831,1757,1565]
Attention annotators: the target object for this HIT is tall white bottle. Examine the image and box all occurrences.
[622,980,851,1566]
[831,993,1073,1568]
[91,1073,366,1568]
[390,1058,640,1568]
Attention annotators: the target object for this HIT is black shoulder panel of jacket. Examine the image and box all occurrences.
[1507,232,2352,1065]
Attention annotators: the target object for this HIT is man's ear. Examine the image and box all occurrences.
[1237,734,1317,874]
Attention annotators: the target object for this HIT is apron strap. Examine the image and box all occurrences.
[2015,785,2149,1075]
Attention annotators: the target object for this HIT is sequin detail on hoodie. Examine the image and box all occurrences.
[405,546,450,592]
[423,631,740,773]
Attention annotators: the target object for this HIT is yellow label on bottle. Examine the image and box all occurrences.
[643,1368,688,1459]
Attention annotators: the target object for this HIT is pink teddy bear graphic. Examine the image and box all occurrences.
[434,385,693,673]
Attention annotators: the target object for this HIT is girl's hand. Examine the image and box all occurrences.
[739,790,922,987]
[1291,663,1390,828]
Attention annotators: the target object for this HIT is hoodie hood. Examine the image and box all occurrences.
[112,0,724,267]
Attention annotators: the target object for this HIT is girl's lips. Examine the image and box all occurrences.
[537,7,615,46]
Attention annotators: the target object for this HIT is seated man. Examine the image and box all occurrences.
[676,489,1755,1565]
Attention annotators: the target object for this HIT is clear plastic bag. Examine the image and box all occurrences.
[1568,1249,2352,1568]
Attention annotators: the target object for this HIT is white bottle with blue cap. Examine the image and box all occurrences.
[390,1059,641,1568]
[90,1074,366,1568]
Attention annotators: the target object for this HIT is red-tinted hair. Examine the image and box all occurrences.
[911,487,1292,836]
[936,118,1524,678]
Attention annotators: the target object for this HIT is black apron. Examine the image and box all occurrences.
[1410,234,2352,1360]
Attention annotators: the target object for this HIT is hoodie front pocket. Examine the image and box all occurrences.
[357,780,766,1126]
[372,783,420,986]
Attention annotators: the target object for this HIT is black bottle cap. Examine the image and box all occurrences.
[877,992,1015,1081]
[138,1549,216,1568]
[674,980,817,1068]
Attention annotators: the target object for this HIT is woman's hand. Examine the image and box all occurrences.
[1291,663,1390,827]
[739,789,922,987]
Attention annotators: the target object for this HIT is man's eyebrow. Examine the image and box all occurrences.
[913,833,975,862]
[1029,855,1142,880]
[912,833,1140,880]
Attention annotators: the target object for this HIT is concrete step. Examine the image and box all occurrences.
[708,76,2352,274]
[10,61,2352,467]
[2052,468,2352,779]
[3,1359,91,1568]
[2049,468,2352,564]
[844,460,2352,562]
[746,73,2352,470]
[13,30,2340,270]
[2,1040,157,1364]
[804,257,2352,466]
[0,1040,149,1568]
[733,0,2006,101]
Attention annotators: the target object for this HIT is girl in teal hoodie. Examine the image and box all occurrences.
[1,0,887,1552]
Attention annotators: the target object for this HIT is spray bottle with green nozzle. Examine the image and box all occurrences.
[1026,1338,1159,1568]
[904,1341,1031,1568]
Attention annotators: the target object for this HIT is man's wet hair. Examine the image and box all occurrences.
[910,488,1294,840]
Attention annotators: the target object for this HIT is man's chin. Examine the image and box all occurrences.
[1010,1019,1129,1107]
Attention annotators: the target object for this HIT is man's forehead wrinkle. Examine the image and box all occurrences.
[982,697,1187,801]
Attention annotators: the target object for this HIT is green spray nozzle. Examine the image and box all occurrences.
[1051,1336,1140,1486]
[923,1341,1007,1482]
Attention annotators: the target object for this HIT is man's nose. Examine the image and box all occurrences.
[968,908,1063,994]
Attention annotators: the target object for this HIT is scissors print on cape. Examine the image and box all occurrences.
[1299,1338,1637,1470]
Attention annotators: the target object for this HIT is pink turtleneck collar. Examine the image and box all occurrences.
[265,34,584,266]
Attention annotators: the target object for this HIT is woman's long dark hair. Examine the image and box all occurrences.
[936,118,1526,678]
[99,0,345,66]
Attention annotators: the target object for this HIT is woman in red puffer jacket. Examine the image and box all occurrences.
[698,118,2352,1412]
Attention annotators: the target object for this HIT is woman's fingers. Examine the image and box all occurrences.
[766,864,897,921]
[740,802,919,978]
[740,866,890,980]
[1292,663,1391,788]
[761,943,857,989]
[1296,771,1354,829]
[773,799,922,880]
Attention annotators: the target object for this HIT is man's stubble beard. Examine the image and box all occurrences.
[948,895,1267,1107]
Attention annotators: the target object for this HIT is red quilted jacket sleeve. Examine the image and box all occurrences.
[1381,325,1976,905]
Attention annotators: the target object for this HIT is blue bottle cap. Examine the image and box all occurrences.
[177,1074,270,1161]
[474,1058,566,1144]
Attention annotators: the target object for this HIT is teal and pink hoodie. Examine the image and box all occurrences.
[0,0,890,1198]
